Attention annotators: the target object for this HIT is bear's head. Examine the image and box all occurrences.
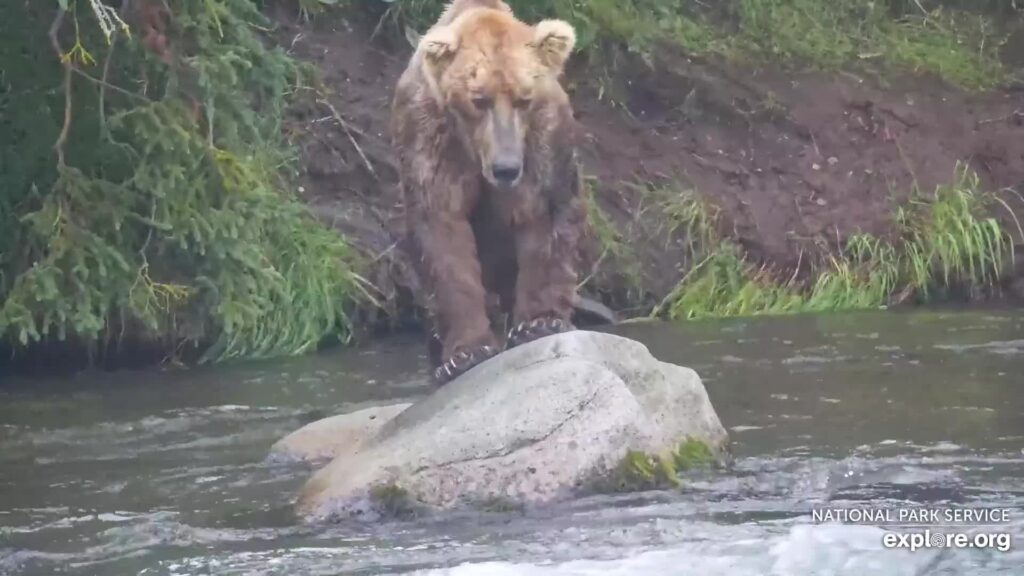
[419,8,576,189]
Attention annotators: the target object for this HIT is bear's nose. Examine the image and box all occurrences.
[492,162,521,184]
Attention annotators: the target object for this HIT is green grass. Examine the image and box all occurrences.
[734,0,1009,89]
[656,245,804,320]
[579,176,647,304]
[351,0,1013,90]
[654,164,1018,321]
[898,165,1021,298]
[582,176,630,270]
[652,183,721,265]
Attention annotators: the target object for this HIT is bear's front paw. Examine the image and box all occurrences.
[505,316,575,350]
[433,345,499,385]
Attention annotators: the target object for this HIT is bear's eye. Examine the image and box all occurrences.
[471,96,493,110]
[513,97,532,109]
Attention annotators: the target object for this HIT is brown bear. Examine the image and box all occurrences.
[391,0,586,383]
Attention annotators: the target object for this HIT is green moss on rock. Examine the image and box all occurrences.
[673,438,717,471]
[605,450,678,492]
[368,483,418,519]
[590,438,726,494]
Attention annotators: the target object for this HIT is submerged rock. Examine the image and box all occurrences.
[291,331,729,521]
[270,403,413,463]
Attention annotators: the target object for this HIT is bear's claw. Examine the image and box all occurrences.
[506,316,574,350]
[433,344,499,384]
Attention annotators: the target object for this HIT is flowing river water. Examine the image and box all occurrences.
[1,310,1022,575]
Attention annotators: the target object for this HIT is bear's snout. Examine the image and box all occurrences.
[484,107,525,188]
[491,160,522,186]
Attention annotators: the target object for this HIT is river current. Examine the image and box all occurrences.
[1,310,1022,575]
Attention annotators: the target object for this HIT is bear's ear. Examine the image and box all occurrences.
[420,26,460,70]
[531,20,576,73]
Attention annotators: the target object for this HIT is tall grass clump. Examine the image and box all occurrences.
[0,1,368,363]
[578,177,648,307]
[655,245,807,319]
[897,163,1020,299]
[656,184,721,264]
[655,164,1017,320]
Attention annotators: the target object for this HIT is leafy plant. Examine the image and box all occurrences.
[0,1,369,363]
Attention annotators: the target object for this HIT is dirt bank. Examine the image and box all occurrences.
[272,7,1024,329]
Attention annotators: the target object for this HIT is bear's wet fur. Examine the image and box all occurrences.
[391,0,586,383]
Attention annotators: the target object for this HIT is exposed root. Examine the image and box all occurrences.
[318,97,378,179]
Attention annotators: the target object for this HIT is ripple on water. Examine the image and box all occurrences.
[3,439,1022,575]
[934,339,1024,355]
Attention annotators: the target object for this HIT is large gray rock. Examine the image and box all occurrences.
[293,331,728,521]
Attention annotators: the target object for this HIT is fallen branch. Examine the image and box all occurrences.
[75,66,153,103]
[99,0,139,133]
[976,109,1024,127]
[317,97,378,180]
[48,8,72,168]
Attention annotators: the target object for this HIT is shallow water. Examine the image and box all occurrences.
[1,310,1022,575]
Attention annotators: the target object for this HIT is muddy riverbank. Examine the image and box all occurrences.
[2,2,1023,372]
[274,4,1024,328]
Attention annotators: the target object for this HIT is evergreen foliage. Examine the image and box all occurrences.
[0,1,367,363]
